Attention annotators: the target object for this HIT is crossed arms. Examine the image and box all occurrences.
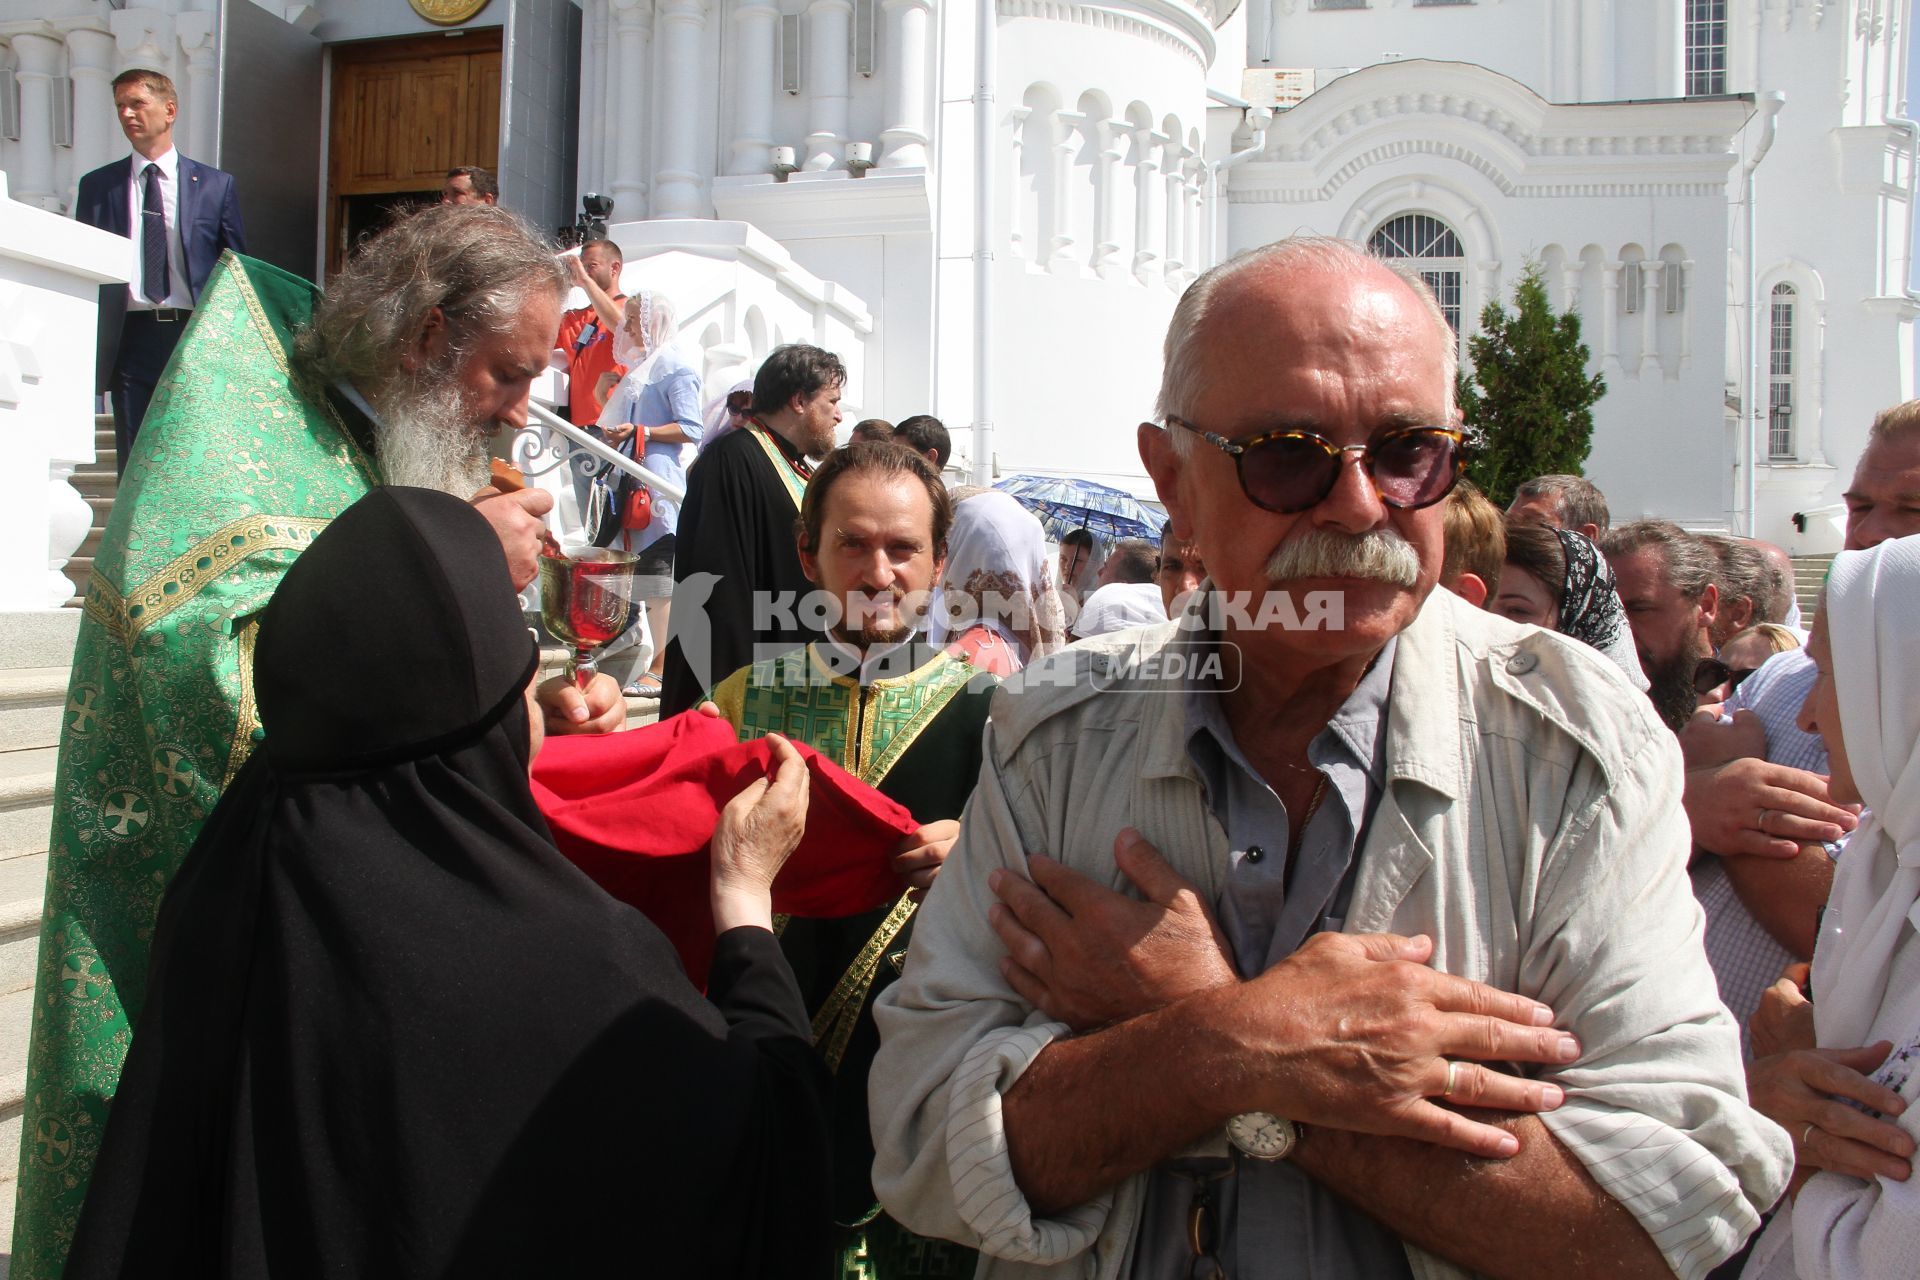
[869,720,1791,1279]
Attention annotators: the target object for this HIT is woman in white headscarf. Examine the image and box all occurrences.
[696,377,755,461]
[594,290,702,695]
[1741,534,1920,1280]
[928,490,1065,676]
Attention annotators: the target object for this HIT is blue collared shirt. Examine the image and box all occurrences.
[1128,636,1412,1280]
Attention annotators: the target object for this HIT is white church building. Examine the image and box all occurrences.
[2,0,1917,563]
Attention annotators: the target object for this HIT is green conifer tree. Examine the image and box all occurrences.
[1457,261,1607,508]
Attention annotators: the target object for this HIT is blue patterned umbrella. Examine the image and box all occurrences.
[993,474,1167,544]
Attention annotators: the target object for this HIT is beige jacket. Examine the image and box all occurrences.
[869,588,1791,1280]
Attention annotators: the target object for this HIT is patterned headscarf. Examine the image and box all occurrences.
[1552,528,1646,689]
[928,490,1066,664]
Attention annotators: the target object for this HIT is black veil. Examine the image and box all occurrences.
[68,487,829,1278]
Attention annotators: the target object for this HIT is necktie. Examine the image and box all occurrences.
[141,162,170,304]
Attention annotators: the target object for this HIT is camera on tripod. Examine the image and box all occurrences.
[557,193,615,248]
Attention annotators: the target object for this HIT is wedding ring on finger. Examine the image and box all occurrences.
[1803,1122,1816,1149]
[1756,807,1772,833]
[1442,1060,1461,1098]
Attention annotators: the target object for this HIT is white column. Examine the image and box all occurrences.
[1161,139,1186,284]
[1579,0,1614,100]
[802,0,852,171]
[109,9,171,75]
[577,0,607,197]
[1559,260,1582,313]
[1006,106,1030,260]
[727,0,780,175]
[175,12,220,163]
[1048,112,1077,268]
[610,0,653,216]
[6,29,64,211]
[651,0,707,216]
[877,0,931,168]
[1640,261,1660,372]
[1090,119,1121,274]
[62,24,119,188]
[1132,129,1159,283]
[1679,259,1695,367]
[1184,158,1204,276]
[1600,262,1621,367]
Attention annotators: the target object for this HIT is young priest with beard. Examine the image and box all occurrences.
[703,442,996,1280]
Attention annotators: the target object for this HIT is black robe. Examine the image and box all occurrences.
[67,487,831,1279]
[661,423,817,717]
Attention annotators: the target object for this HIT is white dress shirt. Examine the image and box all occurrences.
[123,147,193,311]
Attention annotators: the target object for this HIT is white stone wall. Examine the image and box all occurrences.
[0,170,129,611]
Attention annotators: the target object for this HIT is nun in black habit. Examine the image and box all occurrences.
[67,486,831,1278]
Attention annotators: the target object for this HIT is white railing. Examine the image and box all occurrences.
[511,401,687,551]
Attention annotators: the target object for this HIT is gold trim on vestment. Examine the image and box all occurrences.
[811,891,918,1074]
[224,616,262,789]
[83,575,127,646]
[229,259,292,378]
[95,516,332,643]
[796,647,973,788]
[746,425,808,513]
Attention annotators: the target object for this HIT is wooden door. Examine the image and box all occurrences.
[326,31,502,273]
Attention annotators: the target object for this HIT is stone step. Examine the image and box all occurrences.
[0,769,54,862]
[71,467,116,499]
[1789,553,1833,619]
[0,851,47,999]
[0,614,79,673]
[0,671,68,755]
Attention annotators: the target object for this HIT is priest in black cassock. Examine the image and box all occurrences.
[705,443,998,1279]
[661,342,848,716]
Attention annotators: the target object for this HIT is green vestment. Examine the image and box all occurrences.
[11,253,376,1279]
[710,642,994,1280]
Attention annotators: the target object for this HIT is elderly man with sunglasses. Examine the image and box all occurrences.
[869,237,1788,1280]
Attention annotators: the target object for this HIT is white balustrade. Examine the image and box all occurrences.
[0,171,130,611]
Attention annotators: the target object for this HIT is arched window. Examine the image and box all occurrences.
[1768,283,1797,459]
[1369,214,1465,335]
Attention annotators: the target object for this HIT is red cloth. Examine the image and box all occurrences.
[531,710,920,984]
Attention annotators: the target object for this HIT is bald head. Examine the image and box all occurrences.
[1156,236,1456,443]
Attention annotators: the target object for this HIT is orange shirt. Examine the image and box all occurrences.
[554,298,627,426]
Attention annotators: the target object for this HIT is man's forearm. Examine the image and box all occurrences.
[1721,845,1832,959]
[1294,1116,1669,1280]
[583,276,623,332]
[1004,986,1244,1216]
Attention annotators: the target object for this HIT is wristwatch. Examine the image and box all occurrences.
[1225,1111,1298,1161]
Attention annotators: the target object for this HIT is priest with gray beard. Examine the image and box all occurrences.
[291,205,561,585]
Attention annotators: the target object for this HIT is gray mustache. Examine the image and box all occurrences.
[1264,527,1422,587]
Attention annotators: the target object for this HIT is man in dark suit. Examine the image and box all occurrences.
[75,67,245,472]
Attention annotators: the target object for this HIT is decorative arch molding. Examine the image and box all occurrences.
[1338,175,1502,352]
[1233,59,1749,205]
[995,0,1215,71]
[1337,176,1501,271]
